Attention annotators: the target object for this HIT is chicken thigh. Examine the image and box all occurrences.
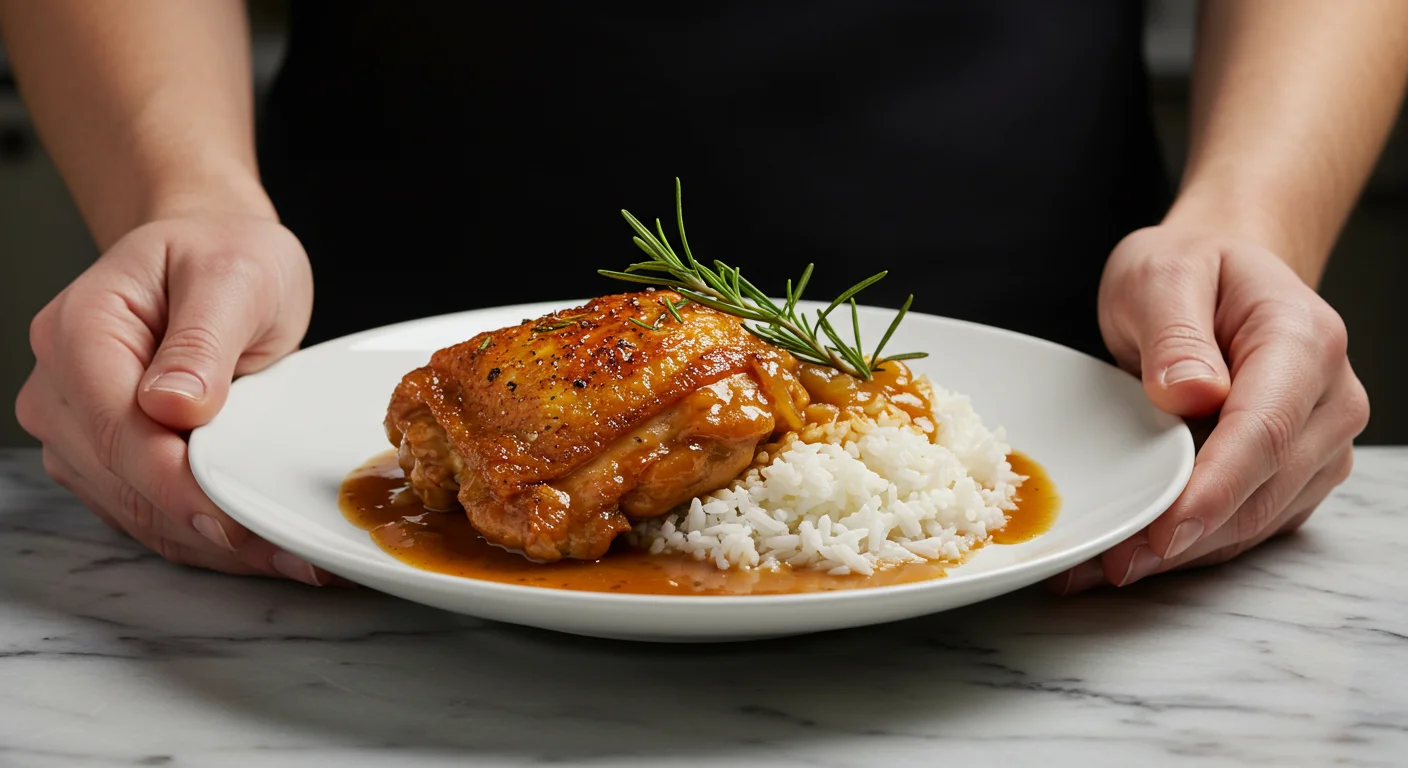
[385,291,806,561]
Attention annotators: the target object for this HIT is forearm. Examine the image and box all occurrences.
[1165,0,1408,286]
[0,0,273,250]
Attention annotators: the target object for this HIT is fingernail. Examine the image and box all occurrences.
[273,551,327,586]
[1057,559,1107,596]
[1119,546,1163,587]
[1164,518,1205,558]
[192,514,234,551]
[1162,360,1217,387]
[146,371,206,401]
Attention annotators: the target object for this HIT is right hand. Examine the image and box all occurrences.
[15,213,329,584]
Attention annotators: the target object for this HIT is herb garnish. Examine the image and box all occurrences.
[662,297,688,324]
[627,297,690,332]
[532,314,585,333]
[599,179,927,380]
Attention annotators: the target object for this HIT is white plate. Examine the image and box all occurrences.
[190,301,1193,642]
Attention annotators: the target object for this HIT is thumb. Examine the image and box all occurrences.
[1132,283,1231,419]
[138,266,265,431]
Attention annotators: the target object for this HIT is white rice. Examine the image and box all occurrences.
[630,379,1024,574]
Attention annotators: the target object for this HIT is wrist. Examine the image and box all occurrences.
[143,169,278,229]
[93,163,278,251]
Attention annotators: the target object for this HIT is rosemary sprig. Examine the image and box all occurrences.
[599,179,927,380]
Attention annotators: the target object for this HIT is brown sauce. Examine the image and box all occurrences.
[340,449,1059,596]
[991,451,1060,544]
[795,360,933,425]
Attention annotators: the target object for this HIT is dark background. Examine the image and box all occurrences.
[1,1,1403,446]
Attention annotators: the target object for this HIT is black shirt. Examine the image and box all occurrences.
[259,0,1169,359]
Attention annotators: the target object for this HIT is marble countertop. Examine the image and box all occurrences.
[1,447,1405,767]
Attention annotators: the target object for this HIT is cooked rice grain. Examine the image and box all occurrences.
[629,378,1023,573]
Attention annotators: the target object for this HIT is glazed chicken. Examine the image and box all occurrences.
[385,291,807,561]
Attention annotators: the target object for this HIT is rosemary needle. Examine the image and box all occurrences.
[599,179,927,381]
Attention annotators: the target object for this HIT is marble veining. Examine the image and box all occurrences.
[1,447,1405,767]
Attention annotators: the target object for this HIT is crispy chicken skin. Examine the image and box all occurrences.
[385,291,807,561]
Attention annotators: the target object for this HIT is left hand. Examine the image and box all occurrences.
[1050,226,1370,594]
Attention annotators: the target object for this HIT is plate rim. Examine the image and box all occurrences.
[190,301,1195,607]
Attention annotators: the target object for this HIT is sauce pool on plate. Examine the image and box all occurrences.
[991,451,1059,545]
[339,450,1059,596]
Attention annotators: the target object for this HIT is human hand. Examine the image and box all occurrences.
[1051,226,1369,594]
[15,213,329,584]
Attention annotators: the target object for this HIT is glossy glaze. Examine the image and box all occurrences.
[384,290,808,560]
[795,360,933,428]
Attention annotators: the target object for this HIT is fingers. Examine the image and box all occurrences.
[23,365,330,585]
[1100,234,1231,418]
[1168,451,1349,572]
[137,252,271,431]
[1129,320,1328,573]
[45,404,329,584]
[19,218,319,586]
[1182,367,1364,556]
[44,287,271,557]
[26,365,245,551]
[1047,557,1105,596]
[1100,360,1332,582]
[1055,347,1361,595]
[31,323,252,553]
[1133,279,1230,419]
[52,454,269,577]
[1150,350,1361,566]
[1079,234,1363,596]
[1048,450,1349,596]
[41,447,126,536]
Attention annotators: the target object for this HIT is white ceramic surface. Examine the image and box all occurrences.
[189,301,1193,642]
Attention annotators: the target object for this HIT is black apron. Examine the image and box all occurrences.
[259,0,1170,360]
